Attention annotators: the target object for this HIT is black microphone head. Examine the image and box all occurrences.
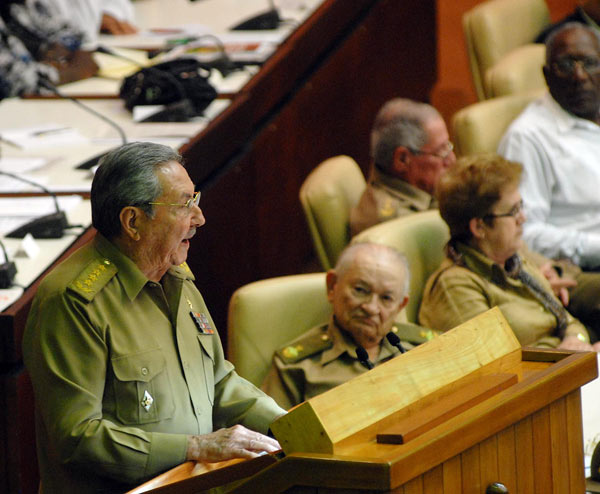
[386,331,406,354]
[95,45,114,56]
[386,332,401,346]
[355,346,374,370]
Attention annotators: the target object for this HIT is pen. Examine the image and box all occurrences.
[31,127,70,137]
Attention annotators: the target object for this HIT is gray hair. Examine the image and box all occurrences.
[371,98,441,173]
[545,22,600,64]
[335,242,411,296]
[91,142,183,239]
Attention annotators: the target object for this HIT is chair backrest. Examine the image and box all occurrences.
[463,0,550,99]
[485,43,546,98]
[299,155,366,270]
[452,89,546,156]
[227,273,331,387]
[352,210,450,323]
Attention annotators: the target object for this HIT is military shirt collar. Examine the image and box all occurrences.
[93,234,195,301]
[320,318,396,365]
[455,242,523,289]
[372,168,435,211]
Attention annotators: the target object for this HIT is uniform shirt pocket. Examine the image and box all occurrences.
[111,348,175,425]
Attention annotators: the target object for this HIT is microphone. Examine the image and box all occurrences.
[0,238,17,289]
[230,0,280,30]
[0,170,69,239]
[355,346,374,370]
[38,78,127,145]
[96,45,196,122]
[386,332,406,354]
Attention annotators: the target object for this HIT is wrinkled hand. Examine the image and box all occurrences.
[101,14,138,35]
[539,262,577,306]
[558,335,594,352]
[186,425,280,462]
[593,341,600,352]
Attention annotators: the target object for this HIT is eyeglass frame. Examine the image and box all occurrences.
[482,199,524,221]
[148,190,201,210]
[407,141,454,160]
[549,56,600,77]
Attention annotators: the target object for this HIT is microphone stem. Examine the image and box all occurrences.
[0,170,61,213]
[41,81,127,145]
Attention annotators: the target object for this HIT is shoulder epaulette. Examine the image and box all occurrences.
[67,258,117,302]
[391,322,440,346]
[276,326,333,364]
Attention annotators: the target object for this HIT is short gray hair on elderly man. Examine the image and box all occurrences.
[371,98,442,173]
[335,242,411,297]
[91,142,183,239]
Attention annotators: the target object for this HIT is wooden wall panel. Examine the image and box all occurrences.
[531,407,552,493]
[422,465,443,492]
[549,399,569,493]
[442,455,462,493]
[515,416,535,494]
[566,391,585,493]
[496,426,517,492]
[461,445,481,494]
[479,435,499,490]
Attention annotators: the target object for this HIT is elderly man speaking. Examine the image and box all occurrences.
[23,143,284,493]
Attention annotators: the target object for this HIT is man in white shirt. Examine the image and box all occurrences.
[498,22,600,339]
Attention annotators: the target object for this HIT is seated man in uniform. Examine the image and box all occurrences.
[350,98,456,236]
[262,242,425,410]
[23,142,284,493]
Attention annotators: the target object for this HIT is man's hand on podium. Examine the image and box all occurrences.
[186,425,280,462]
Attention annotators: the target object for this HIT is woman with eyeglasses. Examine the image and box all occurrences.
[418,153,600,351]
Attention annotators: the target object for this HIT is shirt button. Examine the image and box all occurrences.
[141,367,148,376]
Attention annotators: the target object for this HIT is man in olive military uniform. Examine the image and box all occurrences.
[23,143,284,493]
[350,98,456,236]
[262,242,430,410]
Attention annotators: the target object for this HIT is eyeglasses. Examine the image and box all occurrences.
[551,57,600,77]
[148,191,201,210]
[483,199,524,220]
[408,141,454,160]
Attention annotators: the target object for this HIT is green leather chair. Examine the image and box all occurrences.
[352,210,450,323]
[463,0,550,100]
[299,155,366,270]
[227,273,330,387]
[452,89,546,156]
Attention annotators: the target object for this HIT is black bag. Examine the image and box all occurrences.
[119,58,217,115]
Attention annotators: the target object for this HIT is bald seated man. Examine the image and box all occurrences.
[23,142,284,494]
[350,98,456,236]
[262,242,429,410]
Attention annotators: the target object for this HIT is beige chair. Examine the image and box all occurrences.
[463,0,550,99]
[485,43,546,98]
[352,210,450,323]
[227,272,330,387]
[299,155,366,270]
[452,89,546,156]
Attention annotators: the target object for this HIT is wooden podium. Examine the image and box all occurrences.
[129,308,598,493]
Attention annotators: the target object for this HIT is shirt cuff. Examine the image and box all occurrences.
[145,432,188,477]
